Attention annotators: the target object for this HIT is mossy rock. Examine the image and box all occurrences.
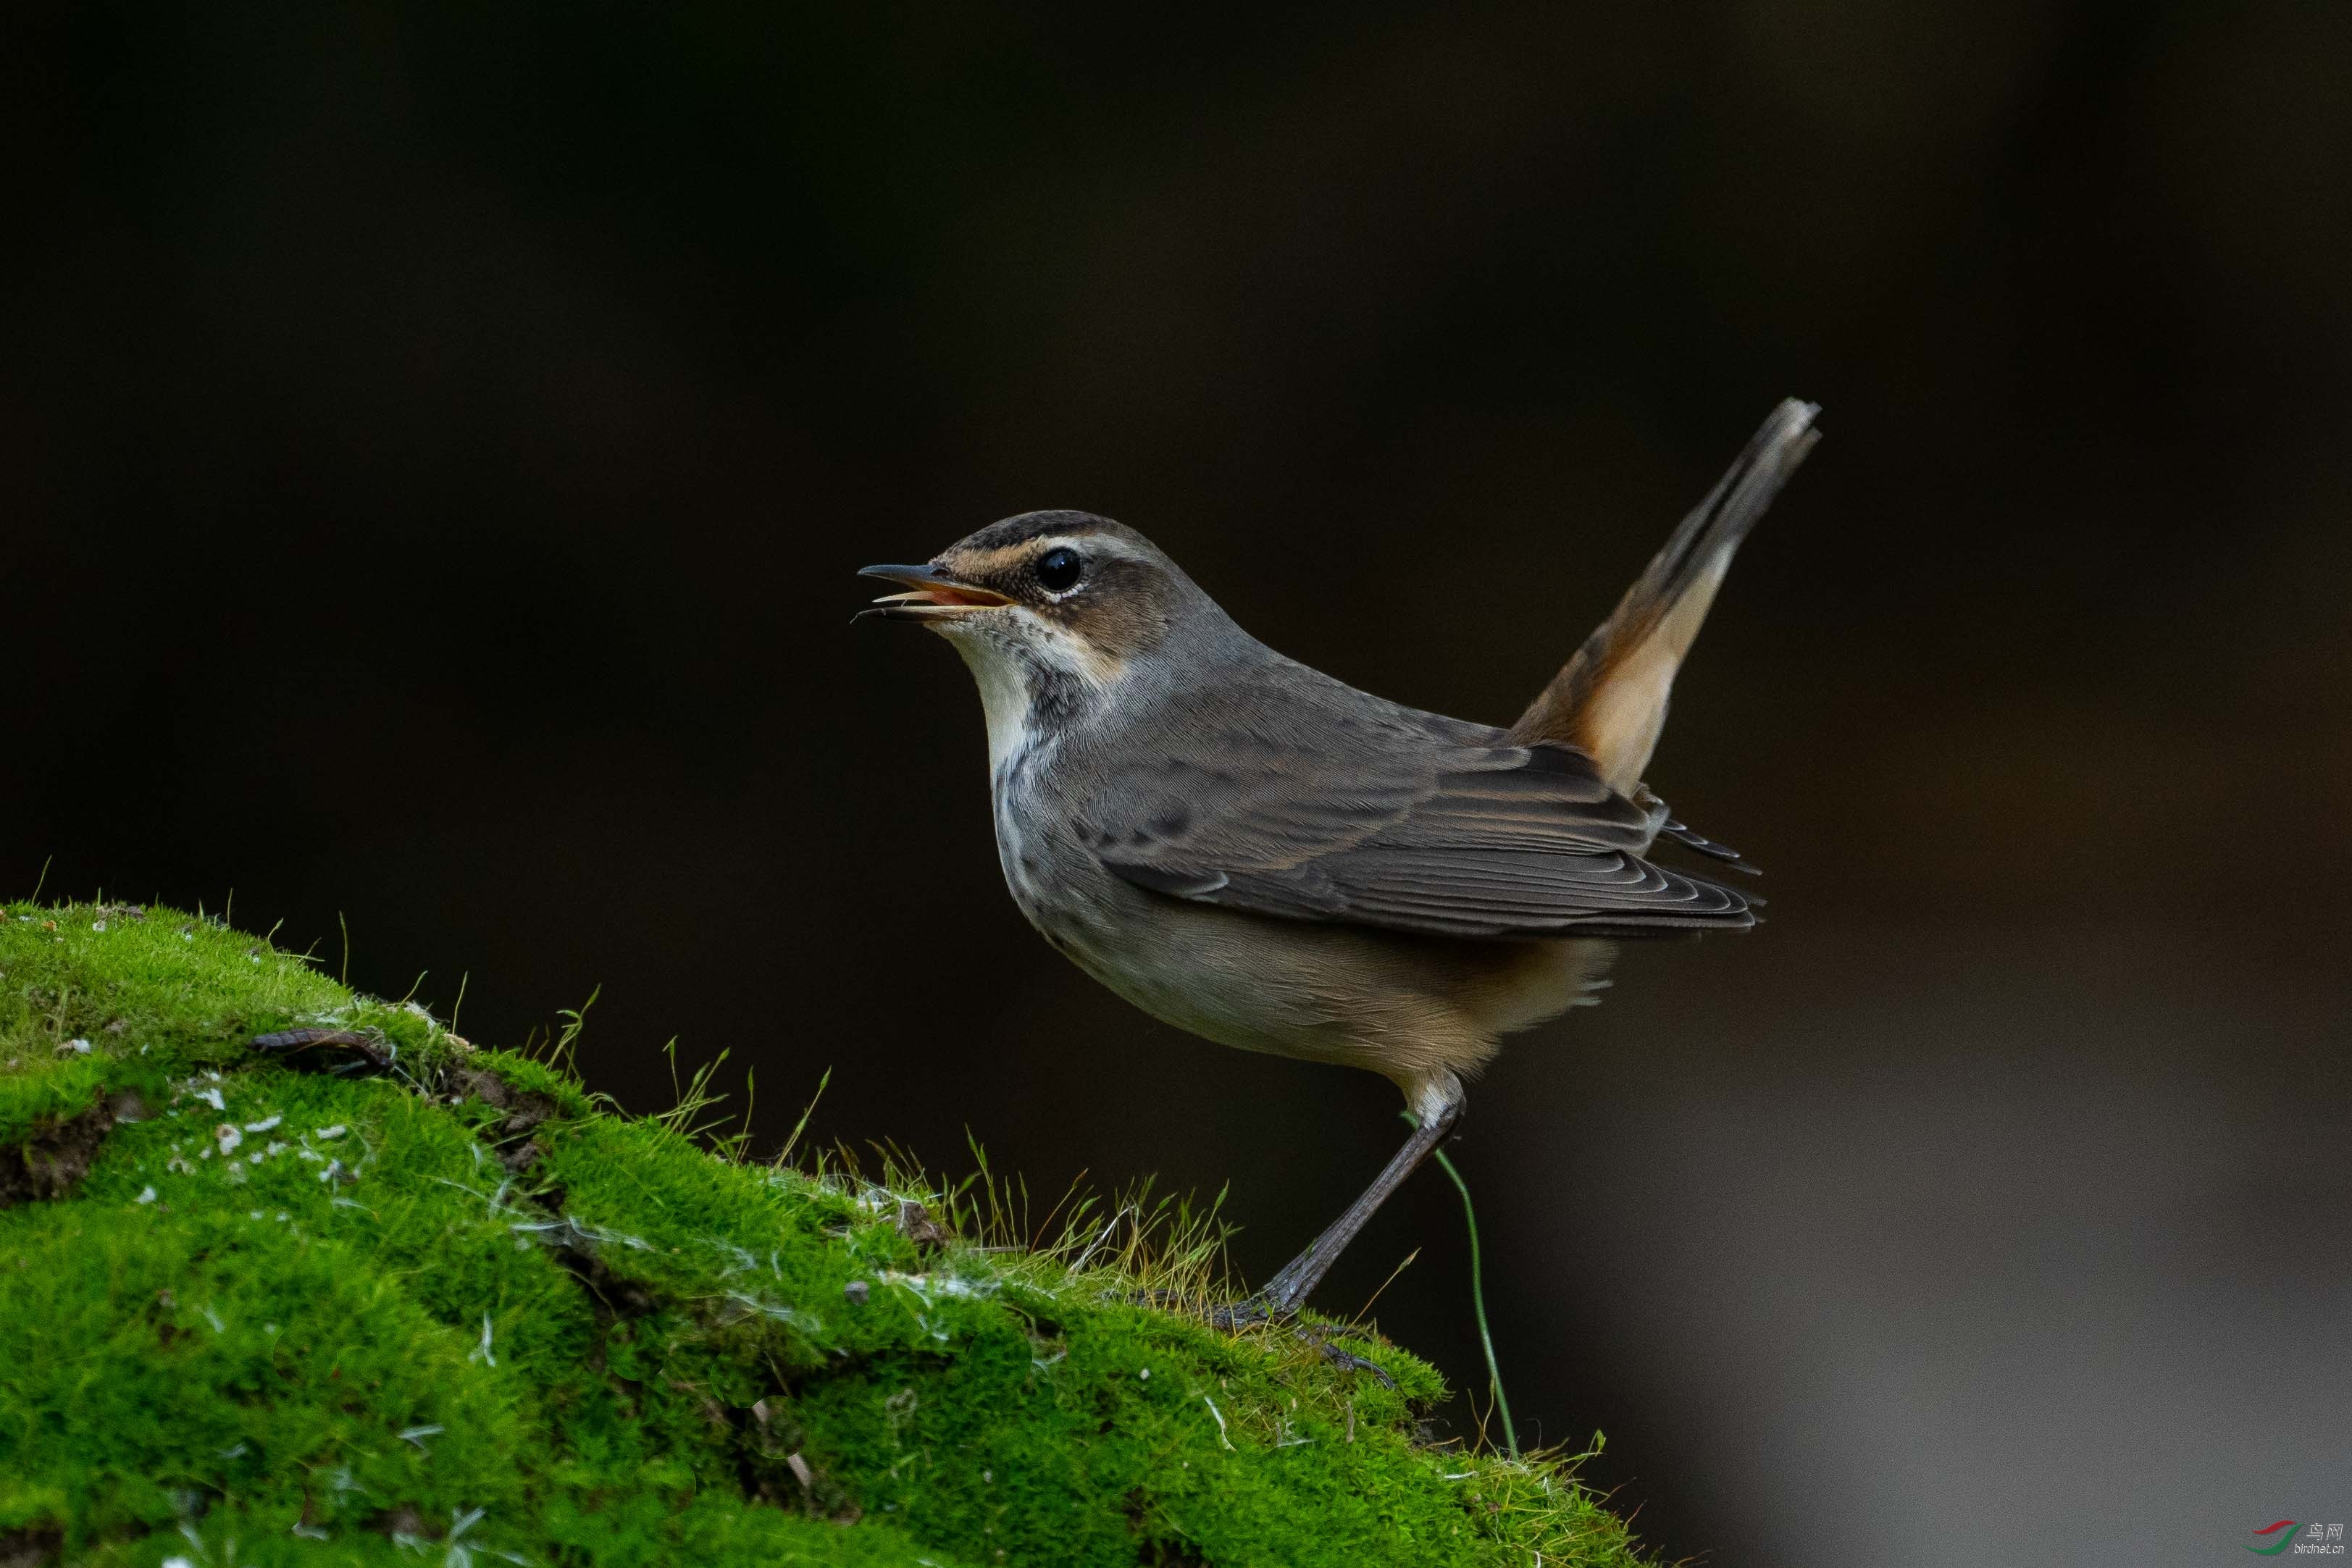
[0,900,1647,1567]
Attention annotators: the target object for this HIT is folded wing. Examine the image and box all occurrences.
[1084,703,1750,940]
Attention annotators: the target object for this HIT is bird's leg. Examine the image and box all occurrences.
[1222,1080,1465,1325]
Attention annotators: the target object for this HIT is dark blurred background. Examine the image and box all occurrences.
[7,4,2349,1563]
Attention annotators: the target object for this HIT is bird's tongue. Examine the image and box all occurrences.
[919,584,1004,607]
[871,583,1005,609]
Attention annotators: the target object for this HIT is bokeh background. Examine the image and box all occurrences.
[7,4,2349,1563]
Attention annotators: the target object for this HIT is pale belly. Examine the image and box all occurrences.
[989,780,1610,1094]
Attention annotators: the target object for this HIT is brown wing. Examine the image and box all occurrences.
[1082,704,1751,940]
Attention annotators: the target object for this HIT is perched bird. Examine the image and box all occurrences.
[861,400,1819,1317]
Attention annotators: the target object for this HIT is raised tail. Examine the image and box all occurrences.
[1509,398,1820,793]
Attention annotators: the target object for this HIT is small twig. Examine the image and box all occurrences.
[1355,1246,1420,1323]
[250,1028,393,1075]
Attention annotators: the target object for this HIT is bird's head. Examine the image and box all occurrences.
[860,511,1215,760]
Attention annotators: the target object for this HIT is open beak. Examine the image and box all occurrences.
[855,563,1015,623]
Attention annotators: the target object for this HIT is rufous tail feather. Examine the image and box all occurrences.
[1510,399,1819,793]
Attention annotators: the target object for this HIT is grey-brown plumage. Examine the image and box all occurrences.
[861,399,1819,1316]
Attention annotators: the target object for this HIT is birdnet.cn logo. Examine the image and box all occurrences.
[2246,1522,2345,1556]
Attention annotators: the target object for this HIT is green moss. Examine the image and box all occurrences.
[0,900,1650,1567]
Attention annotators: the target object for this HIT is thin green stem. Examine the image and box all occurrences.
[1431,1145,1518,1457]
[1406,1114,1518,1459]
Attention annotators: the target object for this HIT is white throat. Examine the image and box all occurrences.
[949,633,1039,775]
[939,610,1127,777]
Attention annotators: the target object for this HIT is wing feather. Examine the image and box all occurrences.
[1081,695,1751,940]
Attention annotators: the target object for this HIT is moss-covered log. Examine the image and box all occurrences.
[0,900,1647,1567]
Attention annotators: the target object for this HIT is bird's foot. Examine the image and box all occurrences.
[1205,1295,1284,1331]
[1292,1322,1397,1387]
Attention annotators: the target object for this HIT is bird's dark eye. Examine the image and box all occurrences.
[1035,546,1083,593]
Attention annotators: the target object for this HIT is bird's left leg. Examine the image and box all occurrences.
[1229,1073,1465,1322]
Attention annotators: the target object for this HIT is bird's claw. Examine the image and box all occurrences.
[1205,1296,1281,1331]
[1308,1338,1396,1387]
[1288,1320,1397,1385]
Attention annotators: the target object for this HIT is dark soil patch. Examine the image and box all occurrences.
[0,1098,112,1208]
[0,1523,62,1568]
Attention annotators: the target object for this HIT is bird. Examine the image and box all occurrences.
[860,399,1819,1318]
